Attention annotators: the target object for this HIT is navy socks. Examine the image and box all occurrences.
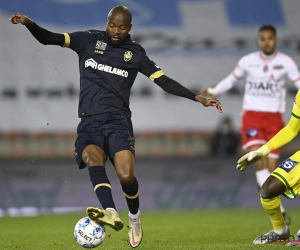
[88,166,116,210]
[121,177,139,215]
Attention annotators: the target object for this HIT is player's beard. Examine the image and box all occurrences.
[107,35,126,46]
[262,46,275,56]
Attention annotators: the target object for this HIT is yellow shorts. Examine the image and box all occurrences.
[271,151,300,199]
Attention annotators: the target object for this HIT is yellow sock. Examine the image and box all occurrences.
[260,196,285,231]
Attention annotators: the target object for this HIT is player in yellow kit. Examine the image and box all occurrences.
[237,90,300,246]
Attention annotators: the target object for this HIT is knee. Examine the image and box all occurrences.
[260,183,274,199]
[83,153,100,167]
[116,164,134,184]
[82,146,106,167]
[119,171,134,184]
[114,151,135,184]
[260,180,280,199]
[260,175,286,199]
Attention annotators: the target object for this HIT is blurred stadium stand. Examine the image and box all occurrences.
[0,130,215,158]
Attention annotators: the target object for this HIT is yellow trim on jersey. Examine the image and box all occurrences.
[94,183,111,192]
[149,70,164,81]
[265,90,300,151]
[124,190,139,199]
[63,33,70,48]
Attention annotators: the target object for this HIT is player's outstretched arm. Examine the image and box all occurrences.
[154,75,222,113]
[9,13,65,46]
[201,69,243,97]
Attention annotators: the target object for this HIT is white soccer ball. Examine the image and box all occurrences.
[74,217,106,248]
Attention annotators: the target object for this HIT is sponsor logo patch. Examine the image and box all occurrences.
[273,65,284,70]
[246,128,258,138]
[85,58,128,77]
[95,40,107,50]
[246,81,277,98]
[279,158,298,173]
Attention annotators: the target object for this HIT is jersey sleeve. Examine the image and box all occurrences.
[232,56,247,79]
[265,90,300,151]
[62,31,89,53]
[138,49,164,81]
[209,56,246,95]
[286,58,300,86]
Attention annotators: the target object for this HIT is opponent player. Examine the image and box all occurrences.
[10,6,222,248]
[237,90,300,246]
[201,25,300,224]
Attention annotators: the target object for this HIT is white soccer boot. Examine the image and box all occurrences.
[128,210,143,248]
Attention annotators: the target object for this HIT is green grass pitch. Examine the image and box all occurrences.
[1,208,299,250]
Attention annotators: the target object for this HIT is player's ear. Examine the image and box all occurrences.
[128,24,132,32]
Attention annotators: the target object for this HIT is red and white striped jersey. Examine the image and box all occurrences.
[211,51,300,113]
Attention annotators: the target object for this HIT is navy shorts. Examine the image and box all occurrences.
[74,112,135,169]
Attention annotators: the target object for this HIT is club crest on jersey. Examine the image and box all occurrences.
[263,65,268,72]
[95,40,107,50]
[124,50,133,62]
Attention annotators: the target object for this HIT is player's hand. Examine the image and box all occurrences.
[195,95,222,113]
[200,88,217,97]
[201,88,209,96]
[9,13,34,26]
[236,145,270,172]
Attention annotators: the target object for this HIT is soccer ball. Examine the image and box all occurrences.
[74,217,106,248]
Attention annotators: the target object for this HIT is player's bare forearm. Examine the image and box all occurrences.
[195,95,223,113]
[9,13,34,26]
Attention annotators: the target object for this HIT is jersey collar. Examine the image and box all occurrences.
[259,51,277,61]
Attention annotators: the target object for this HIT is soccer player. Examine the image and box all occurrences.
[201,24,300,224]
[237,89,300,246]
[10,6,222,248]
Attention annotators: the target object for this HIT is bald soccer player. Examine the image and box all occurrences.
[10,6,222,248]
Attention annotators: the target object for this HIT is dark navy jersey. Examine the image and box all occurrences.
[63,30,164,118]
